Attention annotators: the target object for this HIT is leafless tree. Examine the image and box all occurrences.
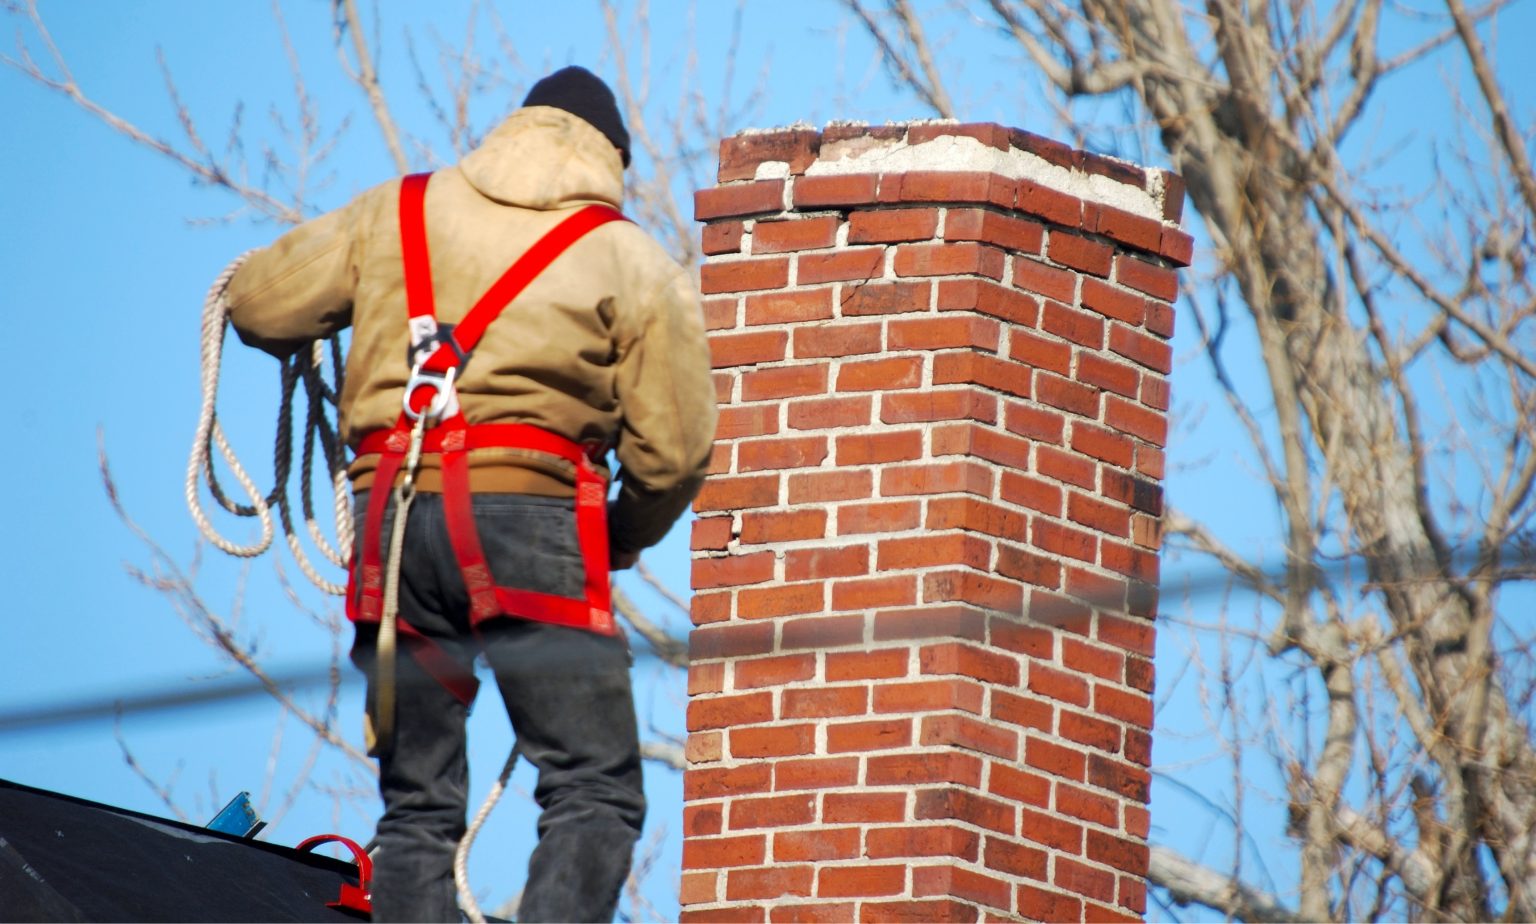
[843,0,1535,920]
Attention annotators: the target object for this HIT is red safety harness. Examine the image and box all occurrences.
[346,171,629,707]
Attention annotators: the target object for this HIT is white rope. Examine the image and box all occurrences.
[186,253,352,594]
[455,751,518,924]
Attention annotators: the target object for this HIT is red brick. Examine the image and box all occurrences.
[931,423,1032,470]
[687,731,722,764]
[919,642,1020,686]
[1125,657,1155,696]
[696,181,786,220]
[1002,402,1065,445]
[1012,257,1077,302]
[912,865,1012,910]
[695,473,780,512]
[859,899,980,922]
[703,221,745,256]
[1068,491,1131,537]
[782,685,869,719]
[1018,885,1082,923]
[692,517,733,552]
[839,280,931,316]
[872,679,984,716]
[740,509,826,544]
[682,833,767,869]
[702,257,790,294]
[825,717,913,752]
[788,469,873,503]
[713,371,735,403]
[873,604,988,643]
[1071,422,1135,468]
[738,435,828,472]
[792,321,882,359]
[1061,639,1124,683]
[888,315,1001,351]
[995,544,1061,589]
[781,614,865,650]
[1120,875,1148,914]
[726,865,815,901]
[836,355,923,391]
[925,497,1027,541]
[737,582,826,619]
[922,570,1024,613]
[909,122,1012,150]
[691,622,775,660]
[785,545,869,581]
[1018,806,1084,852]
[823,791,908,824]
[867,825,980,861]
[894,242,1005,280]
[792,174,878,208]
[730,724,815,758]
[1110,324,1173,372]
[1137,442,1166,479]
[932,350,1031,399]
[1042,299,1105,348]
[688,691,773,731]
[1081,276,1147,324]
[1101,540,1158,583]
[706,442,731,476]
[944,207,1044,253]
[768,902,857,923]
[883,390,998,426]
[798,247,886,285]
[703,297,736,331]
[746,288,834,325]
[824,649,908,681]
[990,616,1055,659]
[1125,804,1151,839]
[693,551,775,590]
[1095,684,1153,727]
[1057,857,1117,903]
[1105,394,1168,446]
[1146,299,1176,337]
[689,594,732,631]
[1056,782,1119,826]
[937,278,1040,325]
[788,394,873,430]
[1029,663,1091,708]
[1007,327,1071,376]
[880,461,993,498]
[865,751,983,788]
[1077,353,1140,399]
[879,534,992,572]
[716,404,780,441]
[679,909,762,923]
[1091,204,1163,253]
[718,129,819,182]
[996,475,1061,522]
[985,837,1047,879]
[849,208,940,243]
[1047,231,1112,276]
[1160,226,1194,265]
[776,828,861,862]
[1015,179,1085,228]
[830,574,917,610]
[835,430,924,466]
[774,757,861,792]
[880,171,1014,208]
[752,217,839,254]
[920,714,1019,760]
[815,864,906,898]
[1101,469,1163,515]
[1025,735,1088,783]
[1034,446,1096,491]
[989,762,1051,808]
[837,500,921,535]
[1031,519,1097,564]
[679,869,717,904]
[1087,830,1150,876]
[1036,373,1102,418]
[741,364,828,401]
[1141,374,1170,410]
[991,689,1053,732]
[710,329,787,368]
[734,654,817,690]
[1097,614,1155,657]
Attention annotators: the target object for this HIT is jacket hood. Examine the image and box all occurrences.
[459,106,625,210]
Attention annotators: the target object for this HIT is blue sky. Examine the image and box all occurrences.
[2,1,1531,920]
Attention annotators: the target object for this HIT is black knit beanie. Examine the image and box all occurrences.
[521,66,632,167]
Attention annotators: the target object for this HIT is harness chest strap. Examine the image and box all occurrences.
[348,173,630,705]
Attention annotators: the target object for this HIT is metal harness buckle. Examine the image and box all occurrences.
[403,362,459,422]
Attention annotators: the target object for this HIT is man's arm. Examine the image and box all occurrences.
[226,198,364,358]
[609,266,718,556]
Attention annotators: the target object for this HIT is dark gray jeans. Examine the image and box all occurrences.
[351,491,645,923]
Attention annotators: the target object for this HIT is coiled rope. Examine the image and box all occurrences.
[190,254,511,919]
[186,253,353,594]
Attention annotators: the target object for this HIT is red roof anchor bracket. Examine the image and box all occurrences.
[297,833,373,916]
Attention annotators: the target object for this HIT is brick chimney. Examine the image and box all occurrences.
[683,122,1190,923]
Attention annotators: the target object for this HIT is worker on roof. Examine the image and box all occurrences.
[224,66,716,923]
